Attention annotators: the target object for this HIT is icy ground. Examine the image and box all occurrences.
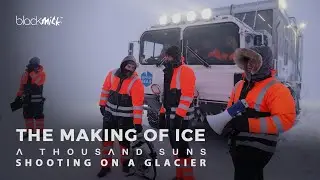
[0,100,320,180]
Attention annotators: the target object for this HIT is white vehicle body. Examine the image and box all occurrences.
[129,0,303,128]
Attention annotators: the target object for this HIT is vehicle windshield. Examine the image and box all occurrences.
[183,22,239,65]
[139,28,181,65]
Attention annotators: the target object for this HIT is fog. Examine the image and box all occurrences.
[0,1,319,179]
[1,0,319,119]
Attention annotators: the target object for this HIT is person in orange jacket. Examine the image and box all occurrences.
[159,46,196,180]
[208,36,237,61]
[223,46,296,180]
[15,57,46,139]
[97,55,144,178]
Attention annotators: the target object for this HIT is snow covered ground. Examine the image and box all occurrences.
[1,101,320,180]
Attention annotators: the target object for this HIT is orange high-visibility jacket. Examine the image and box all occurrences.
[208,49,234,61]
[160,65,196,120]
[99,69,144,125]
[17,66,46,102]
[228,77,296,135]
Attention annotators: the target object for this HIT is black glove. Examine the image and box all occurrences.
[158,113,166,129]
[222,115,249,137]
[15,96,22,102]
[221,120,235,138]
[134,124,143,134]
[229,115,249,132]
[100,106,106,116]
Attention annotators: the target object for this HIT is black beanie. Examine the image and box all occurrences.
[165,46,180,60]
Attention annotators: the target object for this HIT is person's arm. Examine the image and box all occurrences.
[248,85,296,134]
[227,80,243,108]
[99,71,112,106]
[17,72,28,97]
[210,49,222,60]
[158,104,167,129]
[130,78,145,125]
[229,52,235,61]
[32,71,46,86]
[176,67,196,118]
[160,105,166,114]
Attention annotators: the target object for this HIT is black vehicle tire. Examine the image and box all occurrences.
[147,110,159,129]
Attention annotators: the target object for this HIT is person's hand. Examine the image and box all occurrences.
[15,96,22,102]
[221,121,235,138]
[158,113,166,129]
[100,106,106,116]
[134,124,143,134]
[229,115,249,132]
[227,99,248,118]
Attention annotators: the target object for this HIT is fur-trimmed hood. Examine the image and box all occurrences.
[234,48,262,74]
[234,46,273,81]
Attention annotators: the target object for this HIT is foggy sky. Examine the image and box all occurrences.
[0,1,319,179]
[1,0,319,117]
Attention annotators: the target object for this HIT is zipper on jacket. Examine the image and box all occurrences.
[115,78,125,128]
[115,78,125,110]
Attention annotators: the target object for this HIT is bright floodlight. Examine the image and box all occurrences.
[299,22,306,29]
[172,13,182,24]
[201,8,212,20]
[279,0,287,10]
[159,15,168,25]
[187,11,197,22]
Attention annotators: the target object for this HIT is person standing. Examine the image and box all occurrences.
[223,46,296,180]
[15,57,46,139]
[97,55,144,178]
[159,46,196,180]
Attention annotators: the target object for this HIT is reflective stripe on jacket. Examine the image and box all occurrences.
[17,66,46,102]
[100,69,144,125]
[228,77,296,152]
[162,65,196,121]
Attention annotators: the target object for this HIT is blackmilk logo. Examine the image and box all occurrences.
[16,15,63,26]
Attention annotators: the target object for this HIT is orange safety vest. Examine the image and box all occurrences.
[99,69,144,125]
[228,76,296,152]
[208,49,234,61]
[17,66,46,103]
[160,65,196,120]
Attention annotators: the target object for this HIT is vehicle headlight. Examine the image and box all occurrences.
[187,11,197,22]
[172,13,182,24]
[159,15,168,25]
[201,8,212,20]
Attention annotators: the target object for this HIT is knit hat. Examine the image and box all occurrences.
[29,57,40,65]
[165,46,181,60]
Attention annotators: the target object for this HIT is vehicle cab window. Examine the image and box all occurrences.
[183,22,240,65]
[139,28,181,65]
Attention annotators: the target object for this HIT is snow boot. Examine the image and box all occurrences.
[97,167,111,178]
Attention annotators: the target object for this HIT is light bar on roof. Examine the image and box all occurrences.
[172,13,182,24]
[201,8,212,20]
[187,11,197,22]
[159,15,168,25]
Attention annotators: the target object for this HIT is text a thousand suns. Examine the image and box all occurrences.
[15,148,207,167]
